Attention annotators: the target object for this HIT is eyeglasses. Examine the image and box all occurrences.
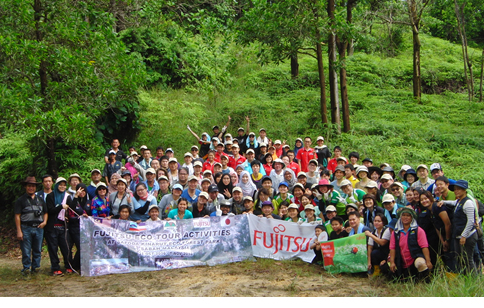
[391,187,400,192]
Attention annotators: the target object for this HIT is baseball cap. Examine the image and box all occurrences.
[334,165,345,173]
[91,169,101,175]
[146,168,156,174]
[246,149,255,154]
[199,191,209,200]
[232,187,242,193]
[261,200,274,208]
[208,184,219,192]
[165,148,174,153]
[191,145,199,150]
[297,172,307,178]
[416,164,428,171]
[380,174,393,181]
[172,184,183,191]
[317,136,324,141]
[243,196,253,202]
[187,175,198,182]
[382,194,395,203]
[168,157,177,163]
[274,140,281,145]
[184,152,193,158]
[157,175,169,182]
[325,205,337,212]
[140,145,148,151]
[365,180,378,189]
[340,179,352,187]
[430,163,442,171]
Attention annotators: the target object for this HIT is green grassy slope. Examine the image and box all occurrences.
[137,32,484,198]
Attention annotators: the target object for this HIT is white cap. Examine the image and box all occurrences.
[317,136,324,141]
[340,179,352,187]
[382,194,395,203]
[184,152,193,158]
[381,174,393,181]
[274,140,282,145]
[168,157,178,163]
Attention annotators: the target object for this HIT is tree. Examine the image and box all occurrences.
[0,0,146,177]
[454,0,474,101]
[237,0,329,125]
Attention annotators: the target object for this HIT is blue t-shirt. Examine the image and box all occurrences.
[181,189,201,205]
[167,208,193,220]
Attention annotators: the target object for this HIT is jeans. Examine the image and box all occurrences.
[20,224,44,271]
[454,232,478,275]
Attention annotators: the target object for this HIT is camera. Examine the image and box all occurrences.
[34,210,42,217]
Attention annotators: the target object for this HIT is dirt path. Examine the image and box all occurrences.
[0,254,383,297]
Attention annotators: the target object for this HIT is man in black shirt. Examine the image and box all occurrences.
[14,176,48,274]
[104,138,127,164]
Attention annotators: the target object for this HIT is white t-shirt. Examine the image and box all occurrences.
[368,227,391,246]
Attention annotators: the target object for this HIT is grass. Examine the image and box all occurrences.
[137,31,484,199]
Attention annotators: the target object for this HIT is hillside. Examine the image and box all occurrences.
[136,32,484,198]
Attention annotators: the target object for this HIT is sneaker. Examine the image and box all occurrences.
[66,269,74,274]
[53,270,64,276]
[21,268,31,276]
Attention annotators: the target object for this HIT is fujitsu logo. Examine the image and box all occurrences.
[252,224,312,254]
[193,219,211,228]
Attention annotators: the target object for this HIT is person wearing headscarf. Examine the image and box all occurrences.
[66,183,90,272]
[283,169,297,192]
[108,173,121,195]
[45,177,71,275]
[218,173,234,199]
[237,170,257,198]
[229,170,239,186]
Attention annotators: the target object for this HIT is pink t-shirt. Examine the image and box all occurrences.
[389,227,428,268]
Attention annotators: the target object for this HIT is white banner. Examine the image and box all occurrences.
[247,215,317,263]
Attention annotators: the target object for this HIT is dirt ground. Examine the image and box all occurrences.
[0,251,385,297]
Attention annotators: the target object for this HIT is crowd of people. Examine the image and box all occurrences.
[14,116,484,281]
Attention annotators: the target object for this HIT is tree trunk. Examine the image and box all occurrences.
[327,0,340,132]
[454,0,474,101]
[479,48,483,102]
[337,40,350,133]
[290,54,299,78]
[47,138,58,178]
[316,41,329,126]
[412,29,421,101]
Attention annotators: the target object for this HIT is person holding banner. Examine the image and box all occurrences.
[310,225,328,265]
[385,208,432,281]
[258,200,281,219]
[365,213,390,276]
[347,211,371,235]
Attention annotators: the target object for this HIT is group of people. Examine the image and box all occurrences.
[15,118,484,281]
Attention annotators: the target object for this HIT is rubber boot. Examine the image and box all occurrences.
[372,265,381,277]
[417,269,430,283]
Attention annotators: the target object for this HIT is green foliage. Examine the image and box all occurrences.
[0,133,35,225]
[0,0,146,154]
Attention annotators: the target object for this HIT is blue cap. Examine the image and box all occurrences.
[279,181,289,188]
[172,184,183,191]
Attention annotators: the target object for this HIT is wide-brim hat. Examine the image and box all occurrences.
[403,169,416,182]
[317,178,333,188]
[368,166,382,177]
[21,176,41,185]
[449,180,469,191]
[272,158,286,169]
[68,173,82,183]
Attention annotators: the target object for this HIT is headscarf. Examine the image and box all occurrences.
[75,183,89,208]
[54,179,68,206]
[237,171,257,197]
[217,173,234,199]
[394,208,418,233]
[109,173,121,195]
[246,134,259,150]
[283,169,297,191]
[229,170,239,186]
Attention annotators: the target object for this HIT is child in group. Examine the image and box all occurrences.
[286,204,300,222]
[278,201,290,220]
[329,216,348,240]
[147,205,161,221]
[310,225,328,265]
